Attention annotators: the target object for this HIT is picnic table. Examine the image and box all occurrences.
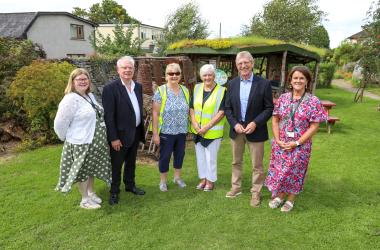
[321,100,339,134]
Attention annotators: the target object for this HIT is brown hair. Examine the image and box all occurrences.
[287,66,313,92]
[64,68,91,94]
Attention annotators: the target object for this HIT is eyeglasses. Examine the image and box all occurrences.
[167,72,181,76]
[74,78,89,82]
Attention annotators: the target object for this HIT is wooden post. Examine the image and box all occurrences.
[280,50,288,90]
[312,61,319,94]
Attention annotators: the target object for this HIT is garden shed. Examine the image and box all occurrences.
[166,37,324,94]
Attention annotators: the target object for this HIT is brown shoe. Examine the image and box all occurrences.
[250,193,261,207]
[225,189,242,198]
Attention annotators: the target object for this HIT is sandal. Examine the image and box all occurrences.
[203,184,214,192]
[196,181,206,190]
[280,201,294,212]
[268,197,283,209]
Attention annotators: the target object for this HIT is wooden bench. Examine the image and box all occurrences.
[327,116,340,134]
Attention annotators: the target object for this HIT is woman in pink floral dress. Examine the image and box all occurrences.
[265,66,327,212]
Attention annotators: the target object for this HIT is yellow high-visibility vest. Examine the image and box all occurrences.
[152,84,190,134]
[190,83,225,139]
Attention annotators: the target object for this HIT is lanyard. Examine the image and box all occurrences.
[289,92,306,125]
[75,92,101,117]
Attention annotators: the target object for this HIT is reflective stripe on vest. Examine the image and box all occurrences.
[155,84,189,134]
[190,83,225,139]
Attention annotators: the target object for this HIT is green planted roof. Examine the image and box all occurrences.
[166,36,326,61]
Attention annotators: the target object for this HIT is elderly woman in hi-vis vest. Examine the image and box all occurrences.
[152,63,190,192]
[190,64,226,191]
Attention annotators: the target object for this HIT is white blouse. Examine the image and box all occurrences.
[54,93,101,144]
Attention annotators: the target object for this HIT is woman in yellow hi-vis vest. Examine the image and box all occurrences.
[152,63,190,192]
[190,64,226,191]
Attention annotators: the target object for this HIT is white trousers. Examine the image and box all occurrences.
[195,138,222,182]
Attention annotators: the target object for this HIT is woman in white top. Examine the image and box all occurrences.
[54,68,111,209]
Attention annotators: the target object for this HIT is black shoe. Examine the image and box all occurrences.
[125,186,145,195]
[109,193,119,205]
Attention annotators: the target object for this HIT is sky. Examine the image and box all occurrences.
[0,0,375,48]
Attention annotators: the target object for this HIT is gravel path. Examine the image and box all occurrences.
[332,79,380,101]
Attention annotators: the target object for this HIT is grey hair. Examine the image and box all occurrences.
[117,56,135,67]
[235,51,254,63]
[199,64,216,77]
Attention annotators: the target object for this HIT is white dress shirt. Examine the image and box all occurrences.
[121,79,141,127]
[54,93,100,144]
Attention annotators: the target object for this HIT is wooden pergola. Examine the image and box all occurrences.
[166,43,321,94]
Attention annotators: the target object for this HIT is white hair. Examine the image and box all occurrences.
[235,51,254,63]
[117,56,135,67]
[199,64,216,77]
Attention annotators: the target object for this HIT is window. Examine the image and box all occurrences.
[70,24,84,40]
[141,31,146,39]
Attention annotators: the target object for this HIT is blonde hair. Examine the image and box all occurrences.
[64,68,91,94]
[165,63,182,75]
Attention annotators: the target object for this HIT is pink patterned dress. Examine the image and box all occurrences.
[265,92,327,197]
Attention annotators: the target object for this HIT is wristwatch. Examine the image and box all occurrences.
[295,140,300,146]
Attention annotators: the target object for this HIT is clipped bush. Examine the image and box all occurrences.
[7,61,76,145]
[317,62,336,87]
[0,37,45,121]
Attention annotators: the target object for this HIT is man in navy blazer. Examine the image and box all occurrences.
[224,51,274,207]
[102,56,146,205]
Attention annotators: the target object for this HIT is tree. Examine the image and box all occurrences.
[156,2,209,55]
[309,25,330,48]
[359,0,380,86]
[90,22,144,56]
[72,0,139,24]
[332,41,362,66]
[242,0,328,47]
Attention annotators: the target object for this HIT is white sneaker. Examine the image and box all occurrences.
[80,198,101,209]
[88,192,102,204]
[173,178,187,188]
[159,182,168,192]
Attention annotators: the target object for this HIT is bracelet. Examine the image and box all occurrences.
[295,140,300,147]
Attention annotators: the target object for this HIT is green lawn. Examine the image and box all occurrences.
[1,87,379,249]
[367,86,380,96]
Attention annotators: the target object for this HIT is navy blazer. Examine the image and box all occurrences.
[225,75,274,142]
[102,78,145,148]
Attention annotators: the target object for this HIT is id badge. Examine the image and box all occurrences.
[286,131,295,138]
[100,122,106,127]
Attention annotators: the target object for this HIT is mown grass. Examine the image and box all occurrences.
[0,87,379,249]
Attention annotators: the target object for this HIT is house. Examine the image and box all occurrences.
[96,23,163,53]
[0,12,97,59]
[347,30,368,43]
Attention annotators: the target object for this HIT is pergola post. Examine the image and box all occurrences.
[312,61,319,94]
[280,50,288,91]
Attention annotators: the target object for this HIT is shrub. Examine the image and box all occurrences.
[7,61,75,145]
[0,38,44,121]
[334,69,344,79]
[317,62,336,87]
